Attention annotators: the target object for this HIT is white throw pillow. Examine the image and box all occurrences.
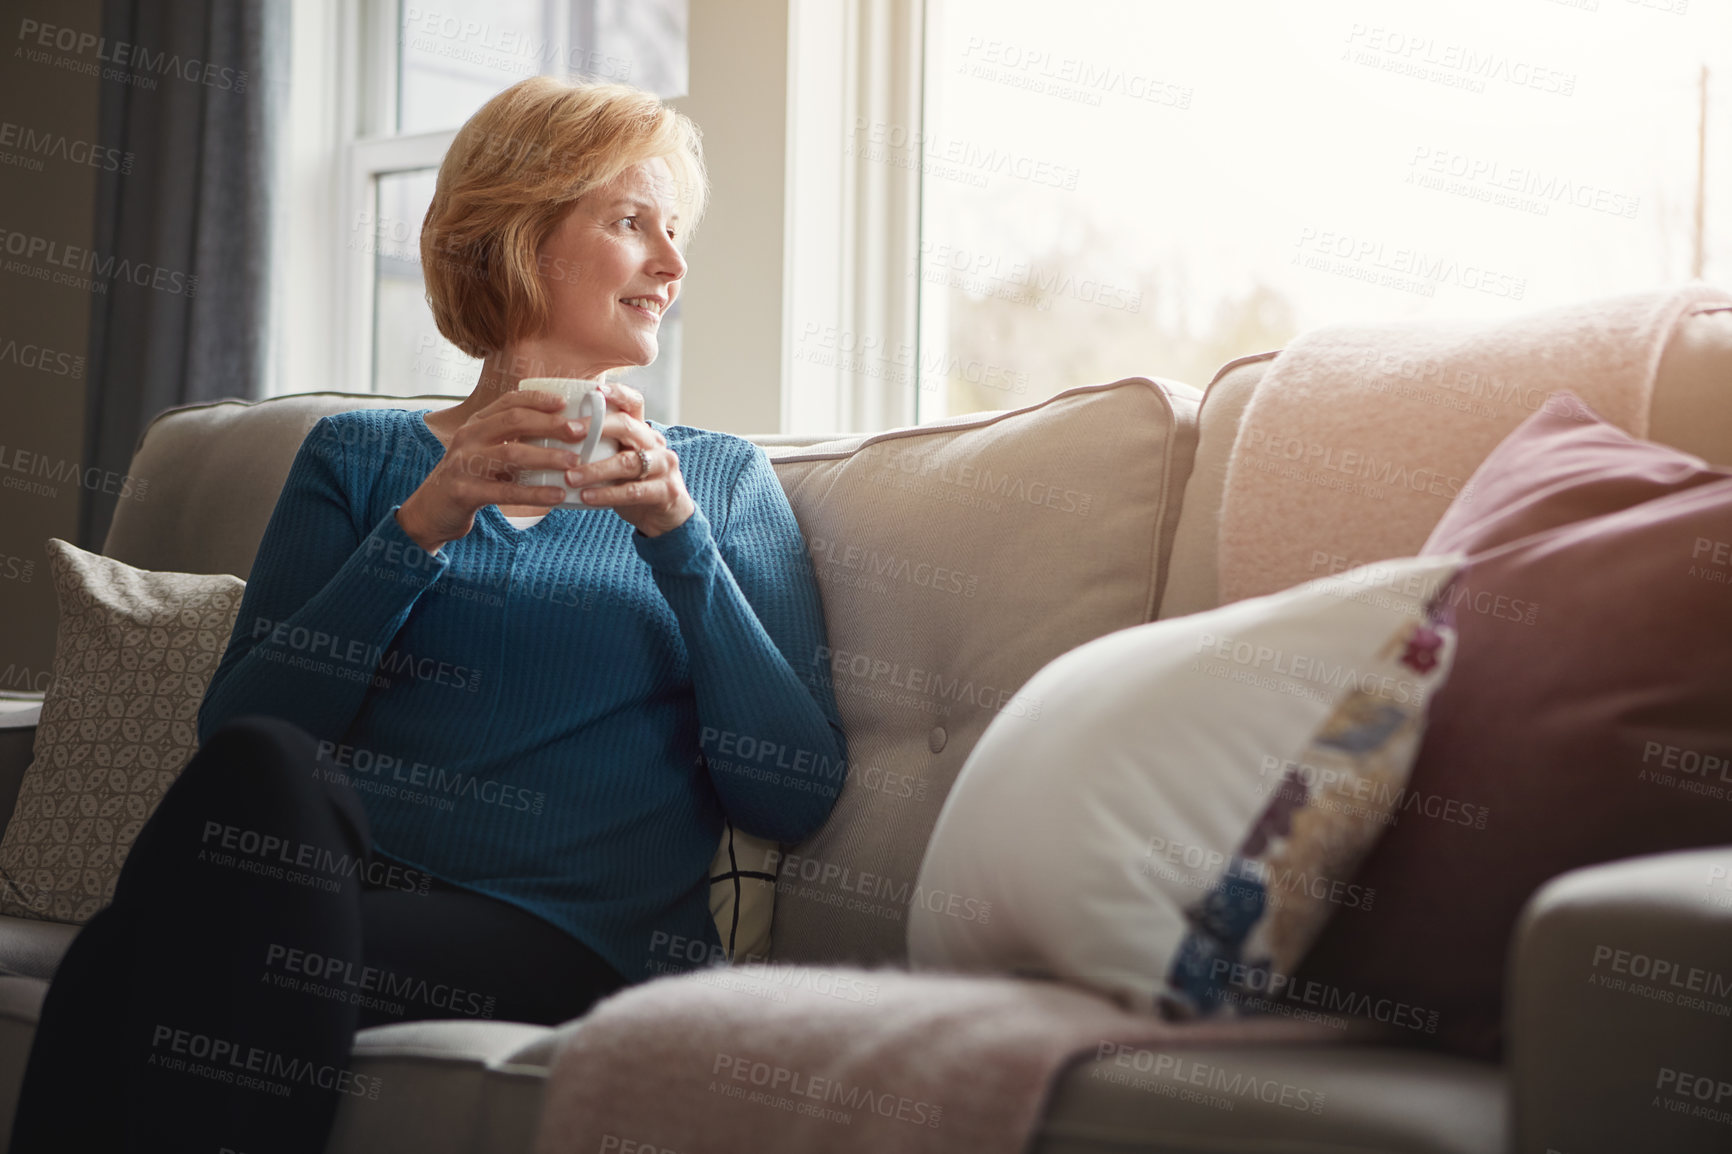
[908,554,1463,1017]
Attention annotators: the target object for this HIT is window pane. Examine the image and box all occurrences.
[397,0,686,135]
[399,0,565,135]
[372,168,481,398]
[919,0,1730,422]
[588,0,689,99]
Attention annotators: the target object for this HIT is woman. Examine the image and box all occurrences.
[12,77,846,1154]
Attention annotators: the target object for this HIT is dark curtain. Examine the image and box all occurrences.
[79,0,286,551]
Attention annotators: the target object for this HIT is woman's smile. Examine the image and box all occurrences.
[620,295,666,322]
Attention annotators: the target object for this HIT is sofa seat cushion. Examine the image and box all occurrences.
[0,915,78,981]
[0,975,1505,1154]
[0,983,560,1154]
[326,1020,559,1154]
[1035,1044,1504,1153]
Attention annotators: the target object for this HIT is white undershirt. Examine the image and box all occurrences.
[501,513,547,529]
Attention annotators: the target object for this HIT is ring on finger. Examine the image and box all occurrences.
[636,448,653,479]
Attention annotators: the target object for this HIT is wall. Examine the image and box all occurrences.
[670,0,791,435]
[0,0,104,688]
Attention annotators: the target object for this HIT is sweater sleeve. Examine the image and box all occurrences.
[197,416,452,748]
[633,441,848,843]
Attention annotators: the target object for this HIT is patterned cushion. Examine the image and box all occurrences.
[0,539,243,922]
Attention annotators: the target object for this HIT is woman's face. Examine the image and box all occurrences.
[522,157,687,379]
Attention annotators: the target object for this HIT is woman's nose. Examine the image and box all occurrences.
[655,241,686,282]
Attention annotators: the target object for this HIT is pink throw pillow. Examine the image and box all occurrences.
[1296,393,1732,1057]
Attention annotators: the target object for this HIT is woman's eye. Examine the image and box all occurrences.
[619,216,638,229]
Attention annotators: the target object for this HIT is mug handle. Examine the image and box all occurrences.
[578,389,610,464]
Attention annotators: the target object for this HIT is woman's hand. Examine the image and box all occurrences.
[568,381,697,538]
[395,390,581,554]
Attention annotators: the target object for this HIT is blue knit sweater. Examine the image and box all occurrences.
[197,408,847,981]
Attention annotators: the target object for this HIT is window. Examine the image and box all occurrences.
[276,0,688,419]
[276,2,1721,437]
[914,0,1728,422]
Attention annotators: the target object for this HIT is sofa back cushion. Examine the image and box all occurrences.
[764,379,1200,964]
[1157,354,1273,621]
[103,393,447,579]
[1158,301,1732,617]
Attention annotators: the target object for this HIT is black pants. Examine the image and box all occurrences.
[10,715,628,1154]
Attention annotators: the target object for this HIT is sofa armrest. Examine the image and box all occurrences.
[0,720,37,833]
[1508,847,1732,1154]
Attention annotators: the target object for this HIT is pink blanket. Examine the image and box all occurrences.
[1217,286,1732,605]
[532,965,1357,1154]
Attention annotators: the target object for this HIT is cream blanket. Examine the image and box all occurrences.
[532,965,1352,1154]
[1217,286,1732,605]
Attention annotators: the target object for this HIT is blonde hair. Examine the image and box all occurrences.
[421,77,708,358]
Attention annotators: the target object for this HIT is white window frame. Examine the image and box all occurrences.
[338,130,456,397]
[337,0,456,398]
[780,0,925,434]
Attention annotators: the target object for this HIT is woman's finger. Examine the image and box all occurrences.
[492,481,569,507]
[472,388,568,426]
[466,401,584,450]
[567,444,666,488]
[598,410,662,452]
[599,381,646,422]
[576,476,676,508]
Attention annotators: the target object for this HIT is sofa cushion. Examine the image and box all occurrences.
[1298,397,1732,1057]
[910,555,1460,1018]
[1158,353,1274,620]
[0,985,558,1154]
[1033,1044,1503,1154]
[103,392,450,581]
[325,1020,556,1154]
[0,540,243,925]
[761,378,1201,965]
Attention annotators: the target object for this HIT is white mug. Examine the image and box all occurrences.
[518,377,620,509]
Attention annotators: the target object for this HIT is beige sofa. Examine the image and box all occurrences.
[1,302,1729,1153]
